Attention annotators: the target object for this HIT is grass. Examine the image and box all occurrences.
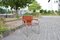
[0,27,8,34]
[5,18,18,21]
[0,18,8,35]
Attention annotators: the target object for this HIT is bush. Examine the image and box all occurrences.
[31,12,36,16]
[31,12,40,17]
[0,8,7,14]
[40,9,44,13]
[0,18,5,26]
[0,27,8,34]
[7,10,12,14]
[23,13,31,16]
[16,14,19,19]
[57,11,60,15]
[40,9,48,15]
[0,18,8,34]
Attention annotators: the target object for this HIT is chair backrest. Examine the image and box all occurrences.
[22,16,33,25]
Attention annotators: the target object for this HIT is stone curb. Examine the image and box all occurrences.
[5,19,21,22]
[0,24,24,40]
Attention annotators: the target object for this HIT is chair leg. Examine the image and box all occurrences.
[31,20,40,34]
[37,22,40,34]
[37,20,40,34]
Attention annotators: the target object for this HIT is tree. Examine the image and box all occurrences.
[48,0,50,2]
[0,0,35,14]
[57,10,60,15]
[28,1,41,12]
[40,9,44,13]
[0,8,7,14]
[51,10,54,13]
[44,10,47,13]
[55,10,58,14]
[47,10,51,13]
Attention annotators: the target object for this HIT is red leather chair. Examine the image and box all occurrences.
[22,16,33,26]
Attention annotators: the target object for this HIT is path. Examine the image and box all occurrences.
[6,20,23,29]
[2,16,60,40]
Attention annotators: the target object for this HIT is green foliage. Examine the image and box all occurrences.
[8,10,12,13]
[55,10,58,13]
[0,0,35,10]
[0,8,7,14]
[16,14,19,19]
[40,9,48,15]
[23,13,31,16]
[40,9,44,13]
[47,10,51,13]
[44,10,47,13]
[57,11,60,15]
[31,12,39,17]
[40,9,55,15]
[0,27,8,34]
[0,18,6,28]
[0,18,8,34]
[0,8,12,14]
[0,18,5,24]
[51,10,54,13]
[31,12,36,16]
[0,0,35,17]
[43,10,52,15]
[28,1,41,12]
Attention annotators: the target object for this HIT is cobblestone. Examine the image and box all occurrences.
[2,16,60,40]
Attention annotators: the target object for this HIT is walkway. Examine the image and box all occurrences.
[6,20,23,29]
[2,16,60,40]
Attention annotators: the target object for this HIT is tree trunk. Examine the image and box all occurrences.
[33,10,36,12]
[15,7,19,18]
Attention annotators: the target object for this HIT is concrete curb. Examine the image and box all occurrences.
[0,24,24,40]
[5,19,21,22]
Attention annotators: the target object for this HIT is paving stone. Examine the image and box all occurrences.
[2,16,60,40]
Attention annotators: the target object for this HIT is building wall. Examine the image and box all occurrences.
[0,14,16,18]
[58,0,60,11]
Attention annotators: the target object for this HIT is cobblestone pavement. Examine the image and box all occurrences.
[2,16,60,40]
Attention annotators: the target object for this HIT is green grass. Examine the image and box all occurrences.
[23,13,31,16]
[5,18,18,21]
[0,27,8,34]
[0,18,8,35]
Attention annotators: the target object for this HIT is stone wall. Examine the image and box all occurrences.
[0,14,16,18]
